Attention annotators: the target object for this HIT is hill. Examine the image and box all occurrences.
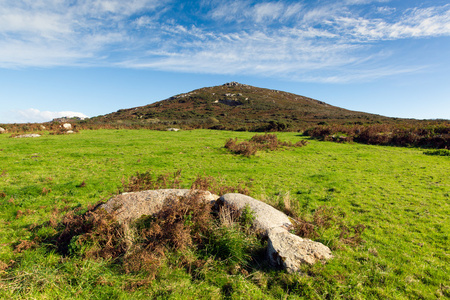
[90,82,390,131]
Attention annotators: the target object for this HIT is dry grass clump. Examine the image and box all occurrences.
[224,139,258,157]
[120,169,250,196]
[225,133,307,157]
[55,205,127,259]
[120,169,182,193]
[0,260,9,273]
[123,191,213,275]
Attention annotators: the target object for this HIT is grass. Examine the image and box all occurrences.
[0,129,449,299]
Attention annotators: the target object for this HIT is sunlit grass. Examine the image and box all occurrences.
[0,129,449,299]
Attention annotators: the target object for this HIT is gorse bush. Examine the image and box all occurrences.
[225,133,307,157]
[304,123,450,148]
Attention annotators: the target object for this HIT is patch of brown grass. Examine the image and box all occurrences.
[120,169,182,193]
[54,204,127,259]
[124,191,213,275]
[339,224,366,246]
[14,240,37,253]
[0,260,9,273]
[15,209,34,219]
[41,187,51,195]
[225,134,307,157]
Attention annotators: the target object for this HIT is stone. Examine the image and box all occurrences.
[62,123,72,130]
[66,130,74,134]
[220,193,332,272]
[100,189,219,223]
[223,82,248,87]
[14,134,41,138]
[40,125,46,130]
[167,128,180,132]
[0,127,5,133]
[219,193,292,236]
[267,227,333,273]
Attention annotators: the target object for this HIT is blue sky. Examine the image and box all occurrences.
[0,0,449,123]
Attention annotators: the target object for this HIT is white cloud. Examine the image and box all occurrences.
[6,109,89,124]
[0,0,449,82]
[253,2,284,22]
[0,0,169,67]
[209,0,250,22]
[377,6,396,14]
[209,1,303,23]
[334,5,450,41]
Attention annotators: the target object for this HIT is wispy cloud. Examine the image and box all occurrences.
[4,109,89,124]
[208,1,303,23]
[0,1,449,82]
[0,0,168,67]
[334,5,450,41]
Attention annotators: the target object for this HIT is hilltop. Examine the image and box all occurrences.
[90,82,390,131]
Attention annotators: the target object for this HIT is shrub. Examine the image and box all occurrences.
[225,134,307,157]
[304,123,450,149]
[423,149,450,156]
[224,139,258,157]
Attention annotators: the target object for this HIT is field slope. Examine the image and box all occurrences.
[0,129,449,299]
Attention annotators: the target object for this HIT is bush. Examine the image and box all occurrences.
[423,149,450,156]
[304,123,450,148]
[225,134,307,157]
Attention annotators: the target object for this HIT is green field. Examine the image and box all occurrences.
[0,129,449,299]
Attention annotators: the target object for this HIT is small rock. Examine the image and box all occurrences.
[267,227,333,273]
[62,123,72,130]
[66,130,74,134]
[167,128,180,132]
[14,134,41,138]
[0,127,5,134]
